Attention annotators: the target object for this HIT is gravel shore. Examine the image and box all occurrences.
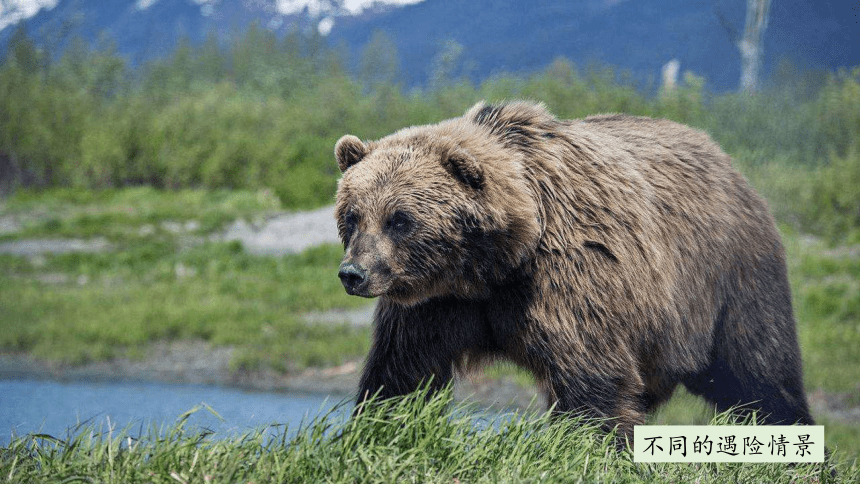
[0,340,543,412]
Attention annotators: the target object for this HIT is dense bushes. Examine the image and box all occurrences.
[1,27,858,239]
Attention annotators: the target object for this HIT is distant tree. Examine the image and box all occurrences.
[5,25,42,73]
[158,34,194,92]
[714,0,772,93]
[197,31,225,82]
[229,23,261,86]
[359,29,400,92]
[738,0,771,93]
[430,39,465,90]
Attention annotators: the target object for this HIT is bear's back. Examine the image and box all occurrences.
[527,112,787,357]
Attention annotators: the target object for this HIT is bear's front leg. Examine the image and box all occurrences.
[357,341,452,405]
[545,365,647,449]
[356,297,486,407]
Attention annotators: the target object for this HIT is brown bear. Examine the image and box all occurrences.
[333,101,814,442]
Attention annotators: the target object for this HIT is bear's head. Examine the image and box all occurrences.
[334,102,545,307]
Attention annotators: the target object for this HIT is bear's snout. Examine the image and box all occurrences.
[338,261,369,296]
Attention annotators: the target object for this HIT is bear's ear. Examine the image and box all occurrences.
[442,147,484,190]
[335,135,369,172]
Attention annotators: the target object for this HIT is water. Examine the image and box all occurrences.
[0,378,350,446]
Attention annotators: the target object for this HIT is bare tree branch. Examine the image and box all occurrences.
[713,5,739,44]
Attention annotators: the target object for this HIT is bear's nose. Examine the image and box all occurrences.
[338,262,367,294]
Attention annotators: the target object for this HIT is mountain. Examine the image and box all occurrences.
[0,0,348,63]
[327,0,860,91]
[1,0,857,91]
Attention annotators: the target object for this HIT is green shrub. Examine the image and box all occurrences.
[1,28,858,239]
[804,145,860,241]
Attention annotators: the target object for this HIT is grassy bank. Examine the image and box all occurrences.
[2,29,859,242]
[2,188,857,388]
[1,389,856,483]
[1,186,859,460]
[0,188,369,371]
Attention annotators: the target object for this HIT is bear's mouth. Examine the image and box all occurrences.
[343,285,383,298]
[338,265,389,298]
[340,277,384,298]
[345,278,417,303]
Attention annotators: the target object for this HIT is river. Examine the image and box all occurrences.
[0,378,348,446]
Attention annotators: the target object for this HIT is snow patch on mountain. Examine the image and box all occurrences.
[1,0,425,33]
[0,0,58,30]
[130,0,424,17]
[317,16,334,35]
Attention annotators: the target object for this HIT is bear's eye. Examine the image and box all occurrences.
[385,211,413,234]
[343,209,359,242]
[344,210,359,229]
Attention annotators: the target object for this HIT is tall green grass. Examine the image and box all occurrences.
[2,388,854,483]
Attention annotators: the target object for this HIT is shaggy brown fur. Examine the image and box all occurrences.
[333,101,814,442]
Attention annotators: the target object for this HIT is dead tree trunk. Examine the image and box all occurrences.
[738,0,772,93]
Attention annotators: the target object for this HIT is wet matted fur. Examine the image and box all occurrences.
[333,101,814,443]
